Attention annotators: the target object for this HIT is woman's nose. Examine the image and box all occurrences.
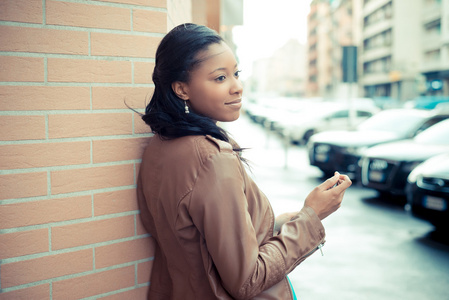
[231,77,243,95]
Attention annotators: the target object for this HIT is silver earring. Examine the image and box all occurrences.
[184,100,189,114]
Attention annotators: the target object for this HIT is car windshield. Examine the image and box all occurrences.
[357,110,427,135]
[414,119,449,145]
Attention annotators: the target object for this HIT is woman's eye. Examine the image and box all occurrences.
[215,75,226,82]
[234,70,241,78]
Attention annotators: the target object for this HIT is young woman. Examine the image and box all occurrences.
[137,23,351,300]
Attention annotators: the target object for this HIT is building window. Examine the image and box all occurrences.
[363,56,391,74]
[424,49,441,63]
[364,2,393,27]
[363,29,392,50]
[424,20,441,37]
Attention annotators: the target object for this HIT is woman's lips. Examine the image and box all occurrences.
[225,99,242,105]
[225,99,242,109]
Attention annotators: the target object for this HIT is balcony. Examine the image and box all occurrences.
[361,72,391,85]
[308,66,318,76]
[363,19,393,40]
[308,51,318,61]
[421,35,442,52]
[363,0,392,18]
[362,46,392,63]
[422,4,441,25]
[420,60,443,74]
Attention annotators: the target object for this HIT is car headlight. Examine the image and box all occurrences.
[407,169,420,183]
[407,161,426,183]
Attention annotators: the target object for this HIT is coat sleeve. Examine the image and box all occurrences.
[188,150,325,300]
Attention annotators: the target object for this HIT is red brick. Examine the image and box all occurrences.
[0,284,50,300]
[51,164,134,195]
[52,215,135,250]
[133,9,167,33]
[0,0,42,24]
[47,58,132,83]
[92,86,152,109]
[0,86,91,111]
[95,237,155,268]
[91,32,161,58]
[137,260,153,284]
[0,172,47,201]
[48,113,132,138]
[0,141,90,170]
[94,189,139,216]
[52,266,135,300]
[46,1,130,31]
[0,56,44,82]
[134,62,155,84]
[0,229,48,259]
[97,0,166,7]
[1,249,93,288]
[0,115,46,141]
[0,26,88,55]
[0,196,92,229]
[93,137,149,163]
[97,286,149,300]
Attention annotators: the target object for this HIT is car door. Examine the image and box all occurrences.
[324,110,351,131]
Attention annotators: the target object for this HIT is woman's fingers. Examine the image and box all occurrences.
[321,171,341,190]
[333,174,352,192]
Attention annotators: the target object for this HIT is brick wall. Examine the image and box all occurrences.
[0,0,170,299]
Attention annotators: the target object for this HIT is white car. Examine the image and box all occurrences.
[278,102,379,145]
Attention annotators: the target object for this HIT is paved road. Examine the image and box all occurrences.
[222,114,449,300]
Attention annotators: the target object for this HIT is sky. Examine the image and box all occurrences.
[232,0,313,80]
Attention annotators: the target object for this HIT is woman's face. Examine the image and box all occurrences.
[180,42,243,122]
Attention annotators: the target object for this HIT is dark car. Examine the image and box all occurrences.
[360,119,449,196]
[308,109,449,179]
[405,153,449,229]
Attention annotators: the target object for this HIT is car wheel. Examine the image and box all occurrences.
[377,191,406,204]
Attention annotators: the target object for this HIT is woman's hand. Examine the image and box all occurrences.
[304,172,352,220]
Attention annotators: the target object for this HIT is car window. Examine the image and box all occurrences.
[330,110,349,118]
[414,119,449,145]
[358,111,427,135]
[357,111,372,117]
[416,115,449,133]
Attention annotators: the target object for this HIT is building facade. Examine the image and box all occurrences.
[419,0,449,97]
[307,0,449,103]
[361,0,422,101]
[307,0,363,98]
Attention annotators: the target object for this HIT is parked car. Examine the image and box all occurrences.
[244,97,315,129]
[404,96,449,110]
[244,101,273,125]
[308,109,449,179]
[262,99,318,131]
[406,153,449,229]
[277,102,378,145]
[360,119,449,196]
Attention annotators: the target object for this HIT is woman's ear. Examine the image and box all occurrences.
[172,81,189,100]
